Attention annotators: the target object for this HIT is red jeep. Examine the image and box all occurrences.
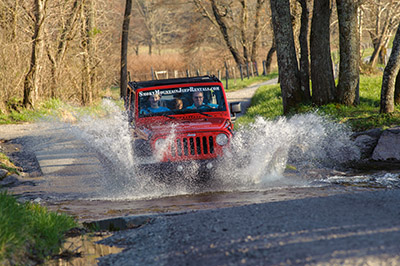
[126,76,241,181]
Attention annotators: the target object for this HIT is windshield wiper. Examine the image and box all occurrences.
[196,111,212,117]
[161,113,176,119]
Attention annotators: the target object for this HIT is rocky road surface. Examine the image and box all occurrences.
[2,78,400,265]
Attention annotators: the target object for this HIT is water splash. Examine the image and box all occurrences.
[214,114,360,189]
[64,100,361,200]
[323,172,400,189]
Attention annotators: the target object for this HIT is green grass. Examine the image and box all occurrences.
[0,97,125,124]
[222,73,279,92]
[237,74,400,132]
[0,153,20,177]
[0,191,77,265]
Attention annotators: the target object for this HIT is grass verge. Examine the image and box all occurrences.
[0,75,277,124]
[222,73,279,92]
[0,97,125,124]
[237,74,400,132]
[0,191,77,265]
[0,152,20,177]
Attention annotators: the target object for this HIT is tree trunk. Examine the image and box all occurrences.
[380,24,400,113]
[265,39,276,74]
[239,0,249,62]
[270,0,302,114]
[48,0,80,98]
[310,0,335,106]
[369,41,384,68]
[81,0,95,105]
[394,70,400,105]
[210,0,245,66]
[250,0,264,63]
[23,0,47,109]
[336,0,360,105]
[121,0,132,98]
[298,0,311,103]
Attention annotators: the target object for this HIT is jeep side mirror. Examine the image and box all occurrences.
[230,102,242,115]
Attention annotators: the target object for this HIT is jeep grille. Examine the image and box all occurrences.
[171,136,214,158]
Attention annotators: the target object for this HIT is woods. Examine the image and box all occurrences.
[1,0,120,111]
[1,0,400,115]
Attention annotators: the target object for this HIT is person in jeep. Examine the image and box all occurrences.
[140,94,170,114]
[186,91,218,110]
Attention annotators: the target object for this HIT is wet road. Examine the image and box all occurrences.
[2,87,400,264]
[2,121,400,265]
[2,122,398,223]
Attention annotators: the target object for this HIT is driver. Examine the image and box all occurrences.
[186,91,218,109]
[140,94,170,114]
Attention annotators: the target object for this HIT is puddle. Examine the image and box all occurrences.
[45,233,123,266]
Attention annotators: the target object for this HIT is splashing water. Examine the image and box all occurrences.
[214,114,360,189]
[64,100,361,200]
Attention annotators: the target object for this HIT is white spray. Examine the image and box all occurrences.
[65,100,361,199]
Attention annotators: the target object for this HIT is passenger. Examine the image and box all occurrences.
[140,94,170,114]
[174,98,183,110]
[186,91,218,109]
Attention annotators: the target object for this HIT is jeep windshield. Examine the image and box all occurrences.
[138,85,227,118]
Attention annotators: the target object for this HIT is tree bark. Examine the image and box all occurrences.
[336,0,360,106]
[81,0,95,105]
[265,38,276,74]
[310,0,335,106]
[298,0,311,103]
[394,69,400,105]
[121,0,132,98]
[380,24,400,113]
[270,0,302,114]
[23,0,47,108]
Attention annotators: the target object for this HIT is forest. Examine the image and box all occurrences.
[1,0,400,114]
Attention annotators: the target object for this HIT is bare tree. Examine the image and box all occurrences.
[80,0,96,105]
[121,0,132,98]
[133,0,179,55]
[193,0,268,66]
[380,23,400,113]
[23,0,48,108]
[0,0,121,111]
[46,0,81,99]
[250,0,265,62]
[209,0,246,65]
[310,0,335,105]
[270,0,303,114]
[363,0,400,67]
[336,0,360,105]
[0,0,24,111]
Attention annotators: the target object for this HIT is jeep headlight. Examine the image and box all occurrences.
[155,138,166,150]
[216,133,229,146]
